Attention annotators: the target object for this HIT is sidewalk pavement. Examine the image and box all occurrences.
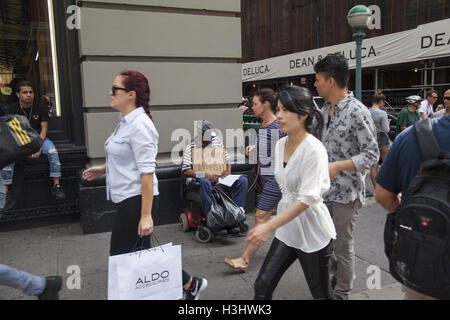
[0,198,404,300]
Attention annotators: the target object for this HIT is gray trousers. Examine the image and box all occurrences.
[326,200,362,294]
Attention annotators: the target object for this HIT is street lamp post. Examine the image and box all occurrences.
[347,5,371,101]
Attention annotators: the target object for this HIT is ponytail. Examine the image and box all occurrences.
[305,109,324,140]
[143,104,152,120]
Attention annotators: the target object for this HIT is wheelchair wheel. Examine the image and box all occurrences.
[179,213,191,232]
[195,226,214,243]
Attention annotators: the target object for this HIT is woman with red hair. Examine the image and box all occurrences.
[83,71,207,300]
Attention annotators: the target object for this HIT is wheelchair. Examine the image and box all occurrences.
[179,176,249,243]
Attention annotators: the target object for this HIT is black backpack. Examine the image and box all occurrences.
[0,114,42,168]
[384,118,450,299]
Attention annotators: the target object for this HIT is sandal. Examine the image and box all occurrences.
[224,257,249,272]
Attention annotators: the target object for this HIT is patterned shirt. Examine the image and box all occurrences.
[321,93,379,205]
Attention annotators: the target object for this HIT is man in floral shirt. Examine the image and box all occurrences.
[314,54,379,300]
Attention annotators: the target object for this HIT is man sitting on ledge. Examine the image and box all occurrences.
[2,81,65,201]
[181,120,248,215]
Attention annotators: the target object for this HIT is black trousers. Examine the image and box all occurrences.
[254,238,334,300]
[110,195,191,286]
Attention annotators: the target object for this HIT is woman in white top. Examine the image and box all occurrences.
[82,71,207,299]
[247,86,336,300]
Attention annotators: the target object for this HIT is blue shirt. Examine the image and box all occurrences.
[376,116,450,196]
[105,107,159,203]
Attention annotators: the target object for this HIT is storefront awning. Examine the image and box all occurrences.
[242,19,450,82]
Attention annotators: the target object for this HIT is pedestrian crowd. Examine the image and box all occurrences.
[1,53,449,301]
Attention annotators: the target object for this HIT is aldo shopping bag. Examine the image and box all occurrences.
[108,243,182,300]
[0,114,42,168]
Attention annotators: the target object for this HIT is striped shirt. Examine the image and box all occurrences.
[181,136,231,174]
[258,120,286,176]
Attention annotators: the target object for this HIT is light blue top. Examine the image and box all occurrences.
[105,107,159,204]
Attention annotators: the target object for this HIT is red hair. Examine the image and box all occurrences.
[120,70,152,120]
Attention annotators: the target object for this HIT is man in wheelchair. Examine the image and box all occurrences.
[181,120,248,220]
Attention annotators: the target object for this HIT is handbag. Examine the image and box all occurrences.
[108,240,183,300]
[0,114,42,168]
[206,186,246,229]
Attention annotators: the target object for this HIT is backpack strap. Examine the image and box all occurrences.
[414,119,442,161]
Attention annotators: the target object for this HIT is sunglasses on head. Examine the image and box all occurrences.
[112,86,131,96]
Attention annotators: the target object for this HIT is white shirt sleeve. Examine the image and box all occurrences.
[296,142,330,206]
[418,101,428,115]
[129,121,158,175]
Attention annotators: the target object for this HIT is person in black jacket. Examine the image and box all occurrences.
[2,81,65,200]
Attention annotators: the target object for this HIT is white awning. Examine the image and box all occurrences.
[242,19,450,82]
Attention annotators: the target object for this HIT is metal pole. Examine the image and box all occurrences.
[431,61,435,89]
[375,68,378,92]
[354,27,365,101]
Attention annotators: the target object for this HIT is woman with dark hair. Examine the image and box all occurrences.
[369,91,390,188]
[82,71,207,300]
[224,88,285,272]
[247,86,336,300]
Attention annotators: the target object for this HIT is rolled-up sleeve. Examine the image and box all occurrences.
[296,146,330,206]
[130,122,158,175]
[350,110,380,173]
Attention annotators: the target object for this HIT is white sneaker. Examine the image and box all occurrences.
[184,277,208,300]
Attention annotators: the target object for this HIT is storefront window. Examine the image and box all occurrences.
[0,0,60,118]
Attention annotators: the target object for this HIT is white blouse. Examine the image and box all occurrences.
[274,135,336,253]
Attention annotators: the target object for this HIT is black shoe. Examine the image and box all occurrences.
[52,184,66,201]
[184,277,208,300]
[38,276,63,300]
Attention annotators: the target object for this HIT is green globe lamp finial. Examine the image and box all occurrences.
[347,5,371,29]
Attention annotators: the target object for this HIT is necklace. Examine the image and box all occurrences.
[20,103,33,122]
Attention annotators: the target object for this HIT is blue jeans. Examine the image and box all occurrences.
[0,176,5,210]
[0,264,46,296]
[1,163,14,185]
[1,138,61,184]
[198,175,248,214]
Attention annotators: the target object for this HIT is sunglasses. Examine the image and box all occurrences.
[112,86,131,96]
[444,97,450,101]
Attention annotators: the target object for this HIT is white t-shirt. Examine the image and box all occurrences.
[419,100,433,117]
[274,135,336,253]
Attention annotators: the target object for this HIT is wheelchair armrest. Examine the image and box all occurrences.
[181,175,201,188]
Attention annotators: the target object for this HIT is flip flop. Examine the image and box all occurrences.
[224,257,249,272]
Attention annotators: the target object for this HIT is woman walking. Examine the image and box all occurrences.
[247,86,336,300]
[369,91,391,188]
[82,71,207,300]
[224,88,285,272]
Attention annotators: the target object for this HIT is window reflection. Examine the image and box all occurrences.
[0,0,59,118]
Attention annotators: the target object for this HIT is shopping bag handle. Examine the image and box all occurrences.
[133,233,165,256]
